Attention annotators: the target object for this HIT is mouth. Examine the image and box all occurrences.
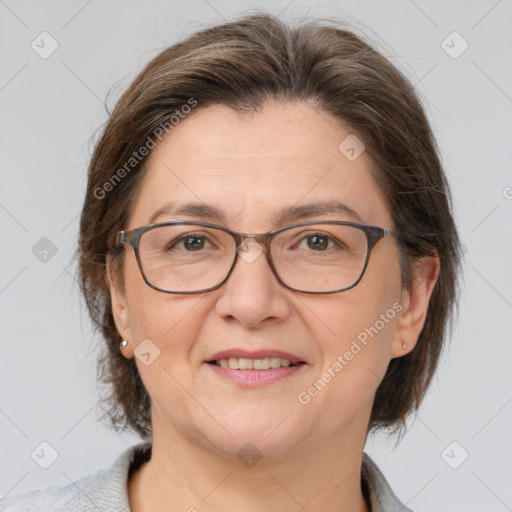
[206,349,306,369]
[207,357,306,370]
[205,351,307,386]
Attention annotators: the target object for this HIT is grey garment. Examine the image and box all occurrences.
[0,442,412,511]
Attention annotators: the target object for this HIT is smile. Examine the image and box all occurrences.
[208,357,303,370]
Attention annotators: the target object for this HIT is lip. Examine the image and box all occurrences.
[207,349,305,364]
[204,348,307,388]
[206,363,306,387]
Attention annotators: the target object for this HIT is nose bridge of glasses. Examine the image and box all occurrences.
[234,234,270,265]
[238,233,268,245]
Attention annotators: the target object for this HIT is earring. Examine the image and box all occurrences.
[401,339,407,350]
[120,340,129,352]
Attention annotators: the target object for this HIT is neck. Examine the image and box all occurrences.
[129,418,371,512]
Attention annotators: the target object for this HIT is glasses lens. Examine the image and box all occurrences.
[271,223,368,292]
[138,224,236,292]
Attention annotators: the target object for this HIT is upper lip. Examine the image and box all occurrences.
[207,349,305,364]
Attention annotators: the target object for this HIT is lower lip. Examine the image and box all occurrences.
[206,363,306,386]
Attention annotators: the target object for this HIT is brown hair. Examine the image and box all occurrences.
[78,12,461,440]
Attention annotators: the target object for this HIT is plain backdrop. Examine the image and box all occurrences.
[1,1,511,510]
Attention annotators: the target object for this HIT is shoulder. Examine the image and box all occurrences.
[0,441,152,512]
[0,472,101,512]
[361,452,413,512]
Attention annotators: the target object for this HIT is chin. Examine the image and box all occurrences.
[205,431,304,461]
[193,411,311,460]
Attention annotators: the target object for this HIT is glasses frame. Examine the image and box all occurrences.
[116,220,397,295]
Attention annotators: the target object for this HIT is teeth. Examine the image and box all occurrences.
[270,357,281,368]
[216,357,294,370]
[253,358,270,370]
[238,358,253,370]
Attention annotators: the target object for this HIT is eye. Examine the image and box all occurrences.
[182,235,206,251]
[305,234,331,251]
[293,232,343,252]
[281,226,354,256]
[168,233,212,252]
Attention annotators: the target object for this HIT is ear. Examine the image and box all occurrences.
[106,253,134,359]
[391,254,440,358]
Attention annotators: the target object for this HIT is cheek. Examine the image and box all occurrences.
[307,251,401,357]
[303,250,402,398]
[123,256,203,359]
[123,257,160,336]
[311,292,398,374]
[298,295,399,428]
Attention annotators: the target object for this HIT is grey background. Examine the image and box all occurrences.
[1,0,511,510]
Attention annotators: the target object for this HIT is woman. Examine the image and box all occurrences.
[1,12,460,512]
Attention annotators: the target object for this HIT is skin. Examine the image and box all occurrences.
[108,102,439,512]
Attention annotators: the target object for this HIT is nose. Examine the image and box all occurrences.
[215,238,291,327]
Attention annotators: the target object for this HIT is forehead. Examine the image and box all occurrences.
[128,102,391,230]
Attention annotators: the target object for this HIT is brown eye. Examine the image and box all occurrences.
[306,235,329,251]
[167,234,209,252]
[182,236,205,251]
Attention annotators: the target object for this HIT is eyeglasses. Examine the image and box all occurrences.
[116,220,397,294]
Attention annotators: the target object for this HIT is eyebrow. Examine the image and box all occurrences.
[149,199,363,226]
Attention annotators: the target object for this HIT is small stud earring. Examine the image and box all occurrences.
[401,340,407,350]
[120,340,129,352]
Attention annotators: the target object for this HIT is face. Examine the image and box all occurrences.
[110,102,424,457]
